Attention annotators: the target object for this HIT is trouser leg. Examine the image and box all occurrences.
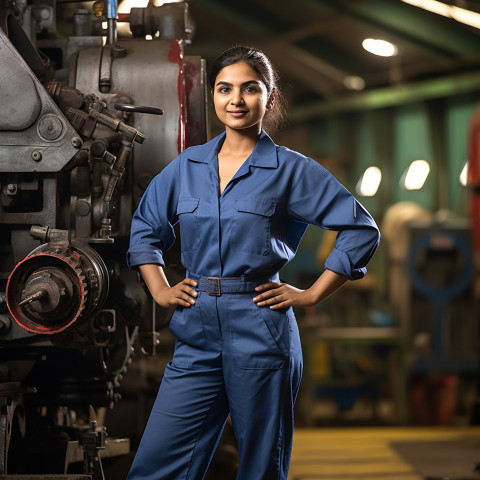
[221,294,303,480]
[226,361,302,480]
[127,344,229,480]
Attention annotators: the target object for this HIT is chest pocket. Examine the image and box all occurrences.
[232,197,276,255]
[176,197,200,251]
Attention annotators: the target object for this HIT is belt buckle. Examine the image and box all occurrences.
[206,277,221,296]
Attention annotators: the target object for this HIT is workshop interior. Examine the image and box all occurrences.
[1,0,480,478]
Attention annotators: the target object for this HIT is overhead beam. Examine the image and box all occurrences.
[289,70,480,122]
[190,0,353,95]
[301,0,459,61]
[341,0,480,56]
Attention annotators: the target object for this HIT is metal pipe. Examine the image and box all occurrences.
[289,70,480,122]
[107,0,117,45]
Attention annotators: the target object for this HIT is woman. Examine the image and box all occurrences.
[126,46,380,480]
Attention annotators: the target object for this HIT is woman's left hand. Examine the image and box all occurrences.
[253,270,348,310]
[252,282,316,310]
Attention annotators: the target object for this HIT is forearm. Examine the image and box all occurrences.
[253,268,348,309]
[138,264,170,300]
[138,264,198,308]
[307,268,348,304]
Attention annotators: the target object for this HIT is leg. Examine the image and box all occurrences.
[127,344,229,480]
[226,360,302,480]
[222,295,303,480]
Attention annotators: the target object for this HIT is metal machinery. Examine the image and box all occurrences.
[0,0,207,476]
[384,201,476,425]
[468,105,480,424]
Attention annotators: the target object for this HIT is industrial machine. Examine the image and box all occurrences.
[0,0,207,476]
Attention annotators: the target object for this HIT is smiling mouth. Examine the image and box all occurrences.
[228,111,248,117]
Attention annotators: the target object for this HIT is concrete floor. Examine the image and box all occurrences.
[288,427,480,479]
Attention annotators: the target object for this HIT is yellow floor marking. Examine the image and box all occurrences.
[288,427,480,480]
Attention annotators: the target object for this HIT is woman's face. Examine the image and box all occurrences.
[212,61,271,134]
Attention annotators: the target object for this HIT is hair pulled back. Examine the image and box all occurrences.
[209,46,287,134]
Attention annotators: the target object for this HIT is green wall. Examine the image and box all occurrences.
[309,93,480,217]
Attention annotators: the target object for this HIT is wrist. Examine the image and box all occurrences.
[305,286,321,306]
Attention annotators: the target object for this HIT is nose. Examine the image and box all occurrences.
[230,88,244,105]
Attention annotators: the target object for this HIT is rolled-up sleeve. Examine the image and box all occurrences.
[126,158,180,269]
[287,155,380,280]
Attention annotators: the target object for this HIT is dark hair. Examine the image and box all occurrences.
[209,46,287,134]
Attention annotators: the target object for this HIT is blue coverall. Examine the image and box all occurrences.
[126,130,380,480]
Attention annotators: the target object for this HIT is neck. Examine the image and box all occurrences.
[221,125,261,155]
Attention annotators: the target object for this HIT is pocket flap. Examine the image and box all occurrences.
[235,197,276,217]
[176,197,199,214]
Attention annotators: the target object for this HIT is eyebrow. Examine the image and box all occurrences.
[215,80,262,87]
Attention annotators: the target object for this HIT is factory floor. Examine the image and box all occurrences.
[288,426,480,479]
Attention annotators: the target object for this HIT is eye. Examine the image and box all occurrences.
[218,86,230,94]
[244,85,258,93]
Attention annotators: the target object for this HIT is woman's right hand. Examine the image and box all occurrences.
[138,264,198,308]
[152,278,198,308]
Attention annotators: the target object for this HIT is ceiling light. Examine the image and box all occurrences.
[401,0,480,30]
[356,166,382,196]
[403,160,430,190]
[362,38,398,57]
[343,75,366,91]
[460,162,469,186]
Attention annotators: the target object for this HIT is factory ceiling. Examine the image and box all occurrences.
[184,0,480,121]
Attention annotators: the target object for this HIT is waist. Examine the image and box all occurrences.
[188,272,278,296]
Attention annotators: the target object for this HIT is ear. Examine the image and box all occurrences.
[267,89,276,110]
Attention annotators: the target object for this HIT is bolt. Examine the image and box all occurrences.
[90,140,106,157]
[76,200,91,216]
[100,218,112,238]
[71,137,82,148]
[7,184,17,193]
[40,7,50,20]
[93,1,104,17]
[31,150,42,162]
[112,44,127,59]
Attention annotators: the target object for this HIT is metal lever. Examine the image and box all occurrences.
[114,103,163,115]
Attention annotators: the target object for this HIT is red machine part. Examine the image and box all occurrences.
[6,253,86,334]
[469,107,480,256]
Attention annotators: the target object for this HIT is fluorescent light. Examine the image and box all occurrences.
[403,160,430,190]
[356,166,382,196]
[401,0,480,30]
[460,162,469,186]
[362,38,398,57]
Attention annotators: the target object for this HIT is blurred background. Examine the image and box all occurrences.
[1,0,480,479]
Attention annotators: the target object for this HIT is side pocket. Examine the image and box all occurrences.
[169,293,205,348]
[228,295,289,370]
[252,296,290,358]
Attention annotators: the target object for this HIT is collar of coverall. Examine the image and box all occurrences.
[186,129,279,169]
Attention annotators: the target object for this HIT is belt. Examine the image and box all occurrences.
[193,275,275,296]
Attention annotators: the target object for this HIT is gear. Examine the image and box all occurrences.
[6,251,88,334]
